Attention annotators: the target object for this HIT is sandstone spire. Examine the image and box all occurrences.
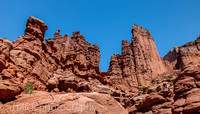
[107,24,172,89]
[24,16,47,41]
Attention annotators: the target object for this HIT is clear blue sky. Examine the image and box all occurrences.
[0,0,200,71]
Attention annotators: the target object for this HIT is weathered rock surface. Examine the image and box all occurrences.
[129,63,200,114]
[172,63,200,113]
[1,91,128,114]
[107,24,172,91]
[128,71,176,114]
[0,38,13,72]
[0,38,24,102]
[164,36,200,69]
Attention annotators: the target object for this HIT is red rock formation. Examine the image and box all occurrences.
[0,38,24,102]
[10,16,54,91]
[0,16,105,103]
[128,71,176,113]
[1,16,200,114]
[128,63,200,114]
[0,38,13,72]
[164,36,200,69]
[172,63,200,113]
[163,47,179,69]
[49,30,101,79]
[8,16,104,92]
[107,24,172,90]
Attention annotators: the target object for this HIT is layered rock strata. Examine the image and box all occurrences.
[164,36,200,69]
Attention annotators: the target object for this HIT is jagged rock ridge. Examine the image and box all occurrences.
[0,16,106,101]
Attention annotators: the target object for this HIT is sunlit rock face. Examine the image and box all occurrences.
[164,36,200,69]
[107,24,172,91]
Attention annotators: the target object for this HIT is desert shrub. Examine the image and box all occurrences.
[168,75,173,79]
[23,82,34,94]
[138,86,145,91]
[152,89,156,92]
[152,81,157,85]
[169,82,173,87]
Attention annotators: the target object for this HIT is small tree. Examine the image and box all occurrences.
[23,82,34,94]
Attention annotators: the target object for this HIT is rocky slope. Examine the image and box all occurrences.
[2,91,128,114]
[0,16,200,114]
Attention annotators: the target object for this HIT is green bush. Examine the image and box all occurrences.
[23,82,34,94]
[170,82,173,87]
[138,86,145,91]
[168,75,173,79]
[152,81,157,85]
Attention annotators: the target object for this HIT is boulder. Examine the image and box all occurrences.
[2,91,128,114]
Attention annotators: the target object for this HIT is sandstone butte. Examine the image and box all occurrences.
[0,16,200,114]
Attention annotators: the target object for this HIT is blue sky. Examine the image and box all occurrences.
[0,0,200,71]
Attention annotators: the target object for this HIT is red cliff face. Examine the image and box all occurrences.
[107,24,172,90]
[164,36,200,69]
